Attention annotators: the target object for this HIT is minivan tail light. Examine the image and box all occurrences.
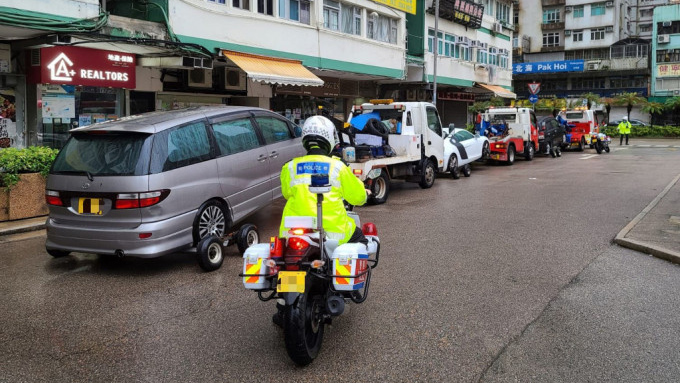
[114,190,170,209]
[45,190,63,206]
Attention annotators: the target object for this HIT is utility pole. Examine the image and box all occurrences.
[432,0,439,105]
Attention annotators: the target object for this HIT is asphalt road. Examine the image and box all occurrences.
[1,139,680,383]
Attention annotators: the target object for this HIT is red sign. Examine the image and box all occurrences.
[37,46,136,88]
[437,91,475,102]
[528,82,541,95]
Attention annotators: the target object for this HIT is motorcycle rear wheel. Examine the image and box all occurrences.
[284,292,325,366]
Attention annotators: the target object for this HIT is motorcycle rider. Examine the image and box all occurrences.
[273,115,369,326]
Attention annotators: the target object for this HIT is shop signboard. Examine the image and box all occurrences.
[372,0,416,15]
[38,46,136,88]
[437,91,475,102]
[513,60,584,74]
[435,0,484,29]
[656,64,680,77]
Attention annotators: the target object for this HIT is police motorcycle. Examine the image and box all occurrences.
[591,131,611,154]
[239,172,380,366]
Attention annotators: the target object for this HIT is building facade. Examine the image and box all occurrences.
[0,0,516,149]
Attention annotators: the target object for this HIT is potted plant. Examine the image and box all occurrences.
[0,146,59,221]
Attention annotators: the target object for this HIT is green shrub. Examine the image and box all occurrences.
[603,125,680,138]
[0,146,59,188]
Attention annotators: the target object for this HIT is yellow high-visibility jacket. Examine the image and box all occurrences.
[279,154,367,244]
[617,120,631,134]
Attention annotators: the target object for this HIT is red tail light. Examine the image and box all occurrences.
[287,237,310,251]
[270,236,284,258]
[45,190,63,206]
[362,222,378,236]
[114,190,170,209]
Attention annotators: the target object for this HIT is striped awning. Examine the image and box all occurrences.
[221,50,324,87]
[476,83,517,99]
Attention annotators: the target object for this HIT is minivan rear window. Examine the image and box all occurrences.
[51,133,152,176]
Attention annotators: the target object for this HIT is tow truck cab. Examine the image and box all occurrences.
[480,107,539,164]
[560,108,599,150]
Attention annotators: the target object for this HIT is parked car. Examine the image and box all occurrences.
[443,127,490,178]
[45,106,304,264]
[607,118,649,127]
[537,116,565,157]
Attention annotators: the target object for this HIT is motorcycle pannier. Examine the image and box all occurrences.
[330,243,369,291]
[242,244,272,290]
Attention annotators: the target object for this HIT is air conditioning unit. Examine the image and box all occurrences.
[489,47,498,54]
[456,36,470,45]
[586,61,600,71]
[565,6,572,13]
[470,40,480,47]
[663,21,672,27]
[406,89,417,101]
[605,25,613,32]
[223,67,247,91]
[605,1,613,7]
[499,48,509,55]
[565,29,572,36]
[493,22,503,34]
[674,89,680,95]
[658,34,670,44]
[478,42,488,49]
[187,68,213,88]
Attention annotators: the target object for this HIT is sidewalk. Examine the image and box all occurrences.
[0,216,46,236]
[615,173,680,264]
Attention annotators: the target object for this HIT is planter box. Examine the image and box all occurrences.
[0,173,48,222]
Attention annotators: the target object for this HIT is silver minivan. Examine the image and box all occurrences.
[45,106,304,262]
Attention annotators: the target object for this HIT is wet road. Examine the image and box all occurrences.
[2,139,680,382]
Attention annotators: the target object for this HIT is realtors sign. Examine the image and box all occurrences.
[38,46,136,88]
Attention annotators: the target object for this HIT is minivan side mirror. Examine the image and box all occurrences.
[294,126,302,137]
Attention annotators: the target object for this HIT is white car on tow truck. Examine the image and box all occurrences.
[442,126,490,179]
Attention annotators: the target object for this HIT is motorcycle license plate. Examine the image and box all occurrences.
[277,271,306,293]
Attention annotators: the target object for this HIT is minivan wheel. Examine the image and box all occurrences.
[193,201,229,245]
[236,224,259,254]
[197,235,223,272]
[47,249,70,258]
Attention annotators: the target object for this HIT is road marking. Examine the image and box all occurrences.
[580,154,599,160]
[653,145,670,148]
[636,144,651,147]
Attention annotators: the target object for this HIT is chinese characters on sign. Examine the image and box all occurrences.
[38,46,136,88]
[656,64,680,77]
[513,60,584,74]
[430,0,484,29]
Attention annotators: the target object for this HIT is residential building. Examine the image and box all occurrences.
[650,3,680,108]
[0,0,515,149]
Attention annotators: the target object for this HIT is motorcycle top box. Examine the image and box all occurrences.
[242,243,272,290]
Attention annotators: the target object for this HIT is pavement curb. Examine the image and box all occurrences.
[614,173,680,264]
[0,217,47,236]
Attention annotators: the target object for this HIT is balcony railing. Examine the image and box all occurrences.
[541,22,565,30]
[541,45,565,53]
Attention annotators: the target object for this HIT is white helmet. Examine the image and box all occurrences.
[301,115,338,154]
[622,116,628,120]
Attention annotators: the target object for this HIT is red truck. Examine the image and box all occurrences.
[479,107,539,165]
[558,108,600,151]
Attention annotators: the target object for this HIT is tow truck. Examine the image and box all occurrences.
[558,108,600,151]
[479,107,539,165]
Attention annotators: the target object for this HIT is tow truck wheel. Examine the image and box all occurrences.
[449,155,461,179]
[462,164,471,177]
[197,235,223,272]
[418,160,436,189]
[556,147,562,157]
[524,142,535,161]
[506,145,515,165]
[236,224,259,254]
[578,137,585,151]
[482,142,490,160]
[368,170,390,205]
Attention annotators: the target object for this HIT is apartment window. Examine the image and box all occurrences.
[591,3,605,16]
[543,9,560,24]
[640,24,652,33]
[258,0,273,15]
[640,9,653,18]
[657,49,680,63]
[573,30,583,42]
[573,5,584,18]
[444,34,456,57]
[323,0,340,30]
[477,49,488,64]
[513,12,519,25]
[488,49,498,66]
[565,48,609,60]
[485,0,494,16]
[610,77,647,88]
[233,0,249,9]
[499,55,508,69]
[341,5,361,35]
[573,78,606,89]
[427,29,443,54]
[543,32,560,47]
[496,2,510,23]
[279,0,310,24]
[209,0,227,4]
[369,13,397,44]
[591,28,605,40]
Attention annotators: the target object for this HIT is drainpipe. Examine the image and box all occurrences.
[432,0,439,105]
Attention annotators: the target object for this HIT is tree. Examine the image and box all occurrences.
[580,92,601,110]
[600,97,614,123]
[664,97,680,127]
[641,102,665,126]
[613,92,647,120]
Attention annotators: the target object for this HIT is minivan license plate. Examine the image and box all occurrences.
[78,198,103,215]
[277,271,306,293]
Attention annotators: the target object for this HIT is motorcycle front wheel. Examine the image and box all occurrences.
[595,141,603,154]
[284,292,325,366]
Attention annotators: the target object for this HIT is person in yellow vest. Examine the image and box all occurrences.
[274,115,369,327]
[617,116,632,145]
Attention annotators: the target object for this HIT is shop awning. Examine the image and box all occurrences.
[221,50,324,87]
[476,83,517,99]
